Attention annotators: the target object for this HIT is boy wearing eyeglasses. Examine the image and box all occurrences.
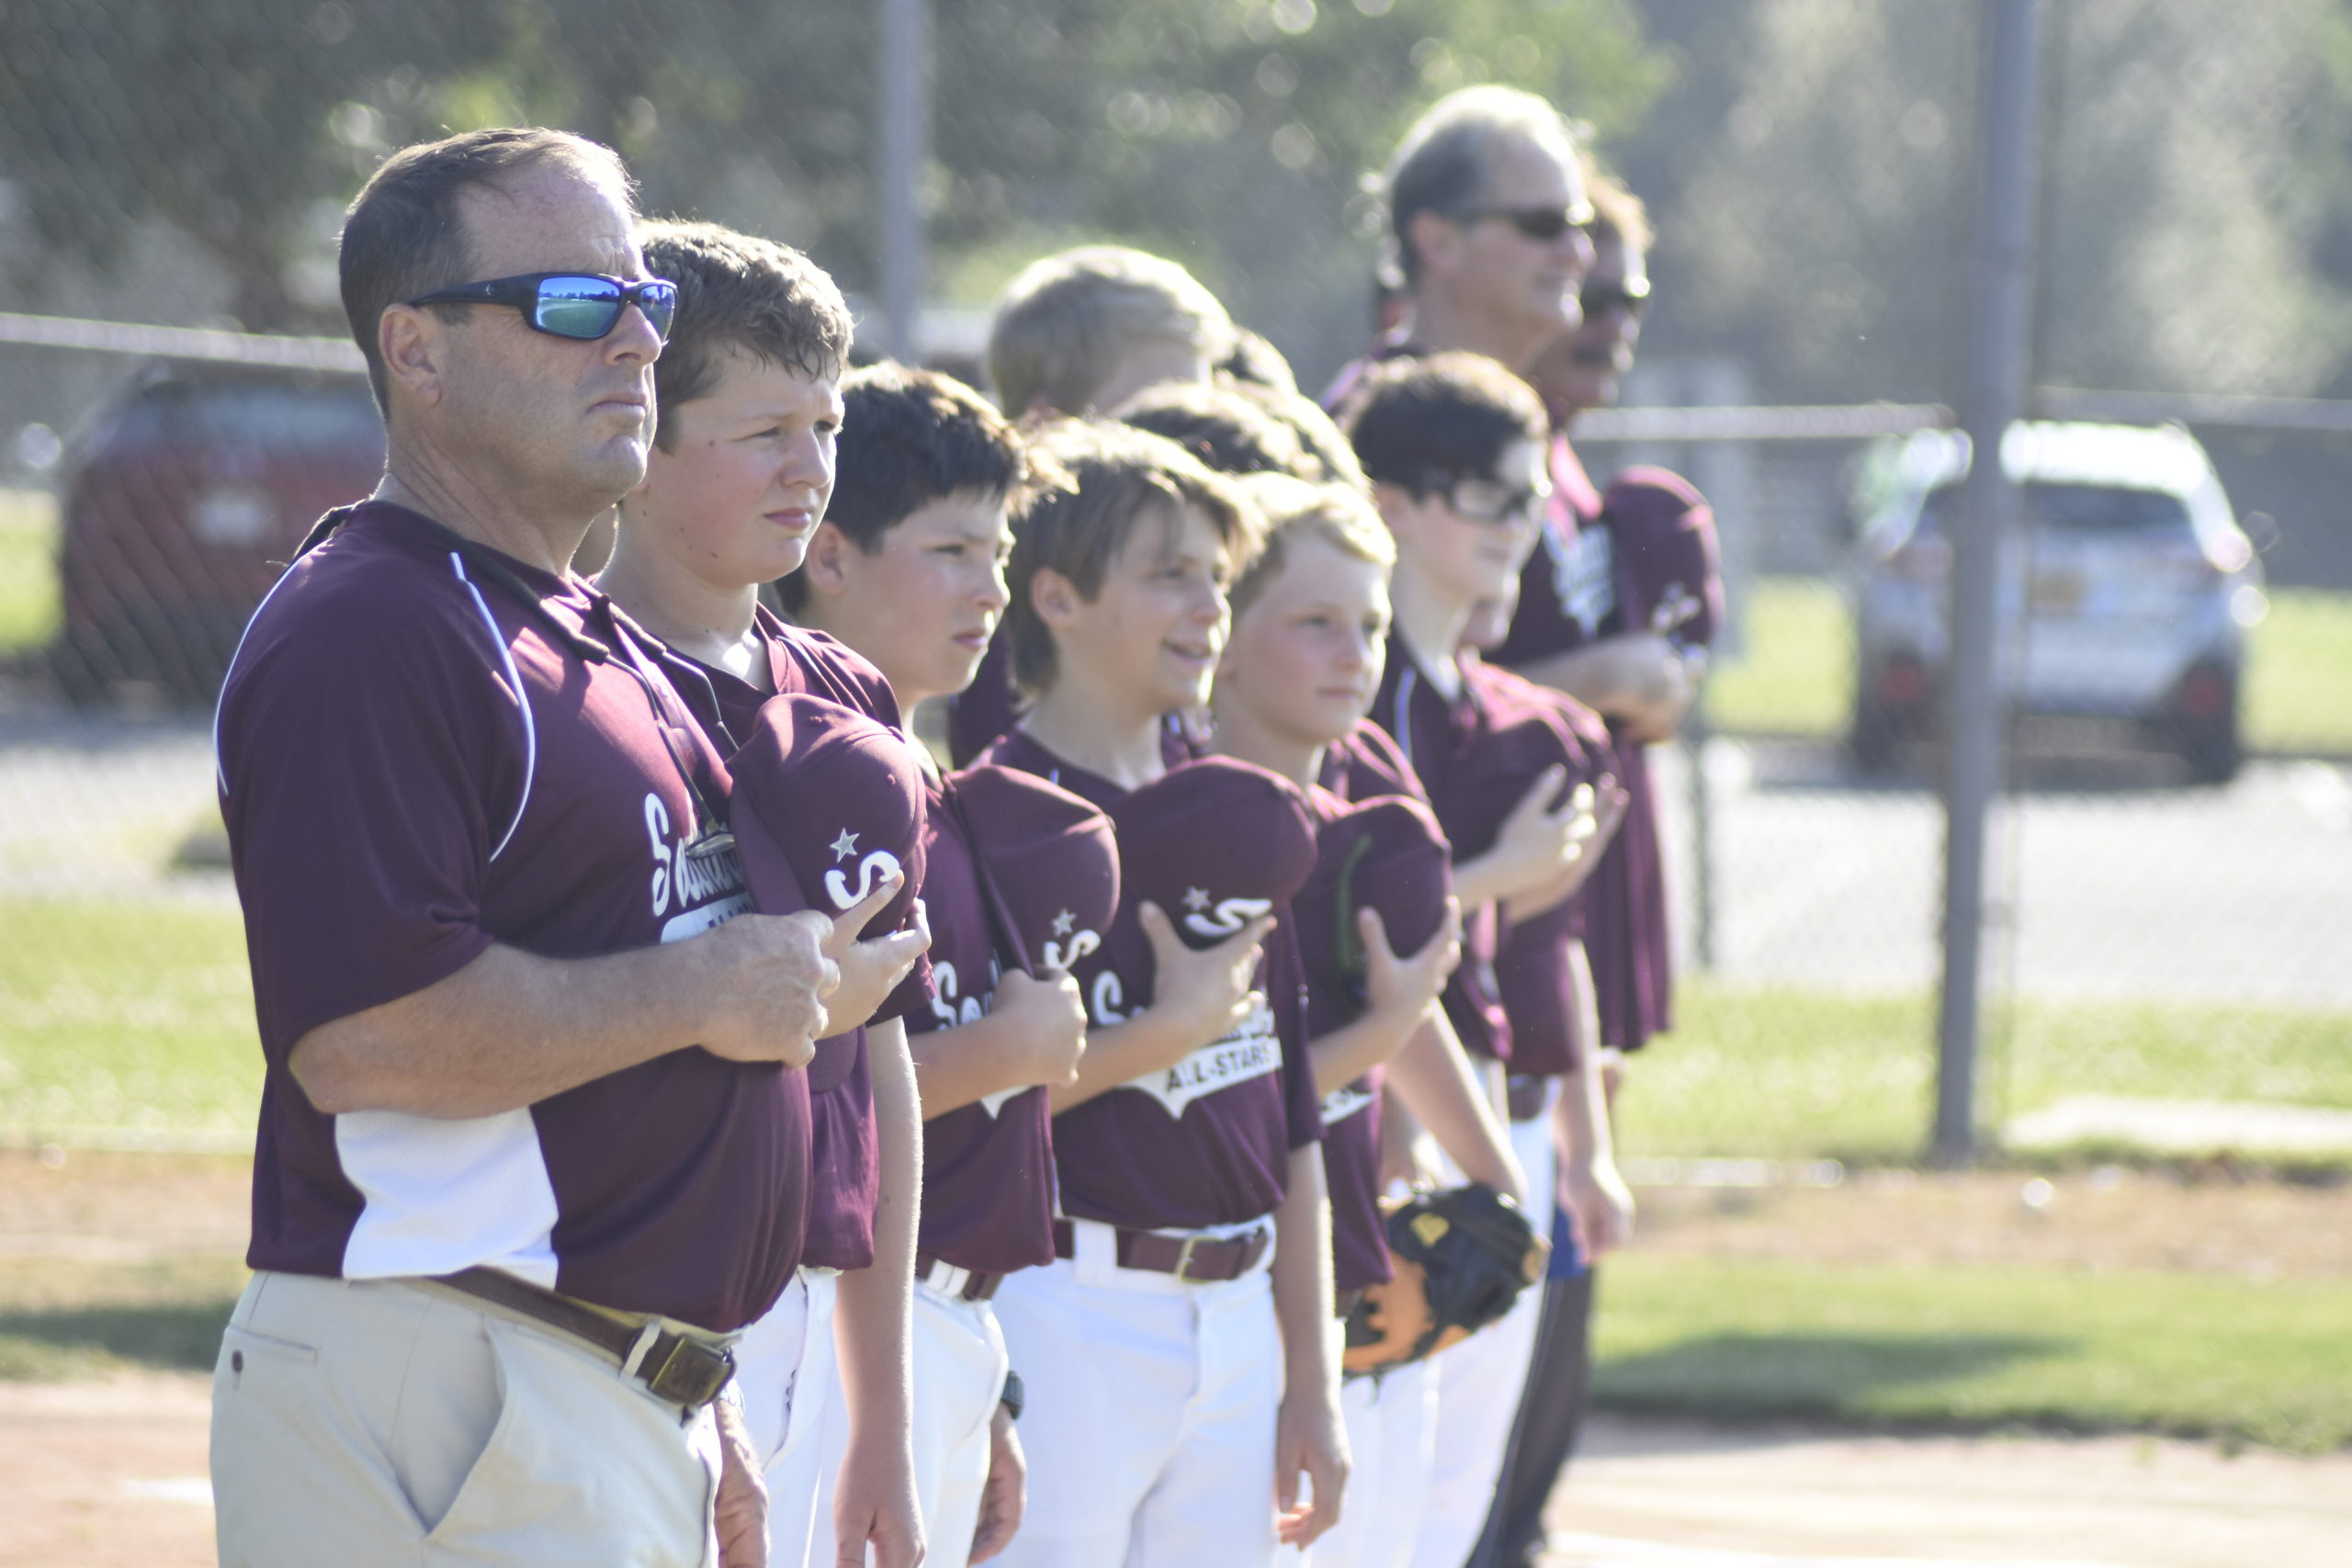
[599,220,938,1568]
[1338,352,1634,1568]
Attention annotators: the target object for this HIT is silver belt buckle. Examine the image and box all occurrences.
[926,1259,973,1297]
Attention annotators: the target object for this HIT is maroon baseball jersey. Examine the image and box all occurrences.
[1368,634,1513,1064]
[915,763,1121,1273]
[1489,446,1720,1049]
[656,606,937,1269]
[1293,785,1453,1293]
[985,732,1324,1229]
[1461,659,1616,1078]
[216,502,810,1333]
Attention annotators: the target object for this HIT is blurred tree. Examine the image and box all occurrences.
[0,0,506,332]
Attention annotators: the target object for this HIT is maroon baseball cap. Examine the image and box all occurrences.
[947,761,1122,974]
[730,694,930,1090]
[1442,665,1609,860]
[1110,756,1317,951]
[1294,795,1454,992]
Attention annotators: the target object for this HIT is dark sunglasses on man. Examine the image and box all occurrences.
[408,272,680,343]
[1579,277,1652,321]
[1452,202,1594,242]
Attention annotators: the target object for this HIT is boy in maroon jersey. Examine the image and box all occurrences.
[1340,352,1634,1568]
[1211,472,1538,1568]
[601,220,935,1568]
[981,420,1347,1566]
[782,361,1120,1568]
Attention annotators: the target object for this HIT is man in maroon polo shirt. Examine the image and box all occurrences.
[209,130,913,1568]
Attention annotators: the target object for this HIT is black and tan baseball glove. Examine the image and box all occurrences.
[1341,1183,1549,1376]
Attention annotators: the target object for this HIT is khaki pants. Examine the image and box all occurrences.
[211,1270,723,1567]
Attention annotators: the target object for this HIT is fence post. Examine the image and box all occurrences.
[876,0,930,362]
[1937,0,2045,1166]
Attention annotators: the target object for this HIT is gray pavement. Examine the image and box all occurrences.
[1653,740,2352,1010]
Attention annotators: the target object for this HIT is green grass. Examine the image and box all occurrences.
[1595,1253,2352,1452]
[0,488,61,658]
[0,1255,245,1380]
[1703,575,2352,756]
[0,898,259,1138]
[1616,979,2352,1164]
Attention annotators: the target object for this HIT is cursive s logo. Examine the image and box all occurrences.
[823,830,905,914]
[1181,888,1272,942]
[1043,928,1101,971]
[644,792,745,920]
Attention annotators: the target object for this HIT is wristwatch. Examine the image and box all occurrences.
[999,1368,1024,1422]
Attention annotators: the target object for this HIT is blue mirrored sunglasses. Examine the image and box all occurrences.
[408,272,678,343]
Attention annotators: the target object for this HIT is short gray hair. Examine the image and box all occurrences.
[1381,85,1579,290]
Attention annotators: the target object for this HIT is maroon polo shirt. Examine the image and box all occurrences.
[1487,452,1720,1049]
[1368,634,1513,1064]
[985,731,1323,1231]
[658,606,936,1270]
[913,763,1119,1273]
[216,502,809,1333]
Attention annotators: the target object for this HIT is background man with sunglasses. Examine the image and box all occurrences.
[209,127,896,1568]
[1327,85,1643,1568]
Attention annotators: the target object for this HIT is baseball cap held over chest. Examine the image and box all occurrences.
[1438,682,1589,861]
[945,761,1121,975]
[1079,757,1317,1032]
[730,693,930,1091]
[1293,794,1453,1025]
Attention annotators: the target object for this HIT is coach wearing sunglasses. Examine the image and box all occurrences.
[209,127,869,1568]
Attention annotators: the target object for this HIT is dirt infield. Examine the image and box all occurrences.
[5,1375,2346,1568]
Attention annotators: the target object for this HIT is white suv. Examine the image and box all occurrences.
[1850,422,2267,783]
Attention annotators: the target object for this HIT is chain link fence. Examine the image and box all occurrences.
[1,0,2348,1176]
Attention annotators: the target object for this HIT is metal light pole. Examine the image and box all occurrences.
[877,0,931,362]
[1936,0,2046,1165]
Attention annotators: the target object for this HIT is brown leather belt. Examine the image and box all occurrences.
[1052,1219,1272,1283]
[915,1253,1005,1303]
[433,1267,736,1411]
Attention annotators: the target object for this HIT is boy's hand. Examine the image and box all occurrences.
[1486,767,1598,903]
[1274,1385,1349,1548]
[1505,780,1629,921]
[822,876,933,1036]
[1360,898,1461,1031]
[1136,900,1273,1048]
[993,966,1089,1088]
[1558,1152,1635,1261]
[967,1404,1026,1562]
[832,1429,923,1568]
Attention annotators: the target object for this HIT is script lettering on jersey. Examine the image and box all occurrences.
[1181,889,1273,942]
[930,956,1026,1119]
[1319,1081,1376,1126]
[824,834,905,913]
[1118,993,1282,1118]
[644,792,751,942]
[1546,522,1616,638]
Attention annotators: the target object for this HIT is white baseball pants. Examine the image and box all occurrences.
[988,1219,1283,1568]
[1305,1358,1436,1568]
[1406,1100,1558,1568]
[738,1266,836,1567]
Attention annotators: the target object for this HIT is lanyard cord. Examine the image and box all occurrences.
[298,505,733,852]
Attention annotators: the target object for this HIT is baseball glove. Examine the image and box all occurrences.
[1342,1183,1549,1375]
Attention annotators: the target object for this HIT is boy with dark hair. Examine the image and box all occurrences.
[600,218,933,1568]
[1340,353,1633,1568]
[1113,378,1318,482]
[787,359,1116,1568]
[980,420,1348,1567]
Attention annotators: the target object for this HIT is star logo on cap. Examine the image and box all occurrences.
[1051,909,1076,937]
[830,829,860,863]
[1182,886,1211,914]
